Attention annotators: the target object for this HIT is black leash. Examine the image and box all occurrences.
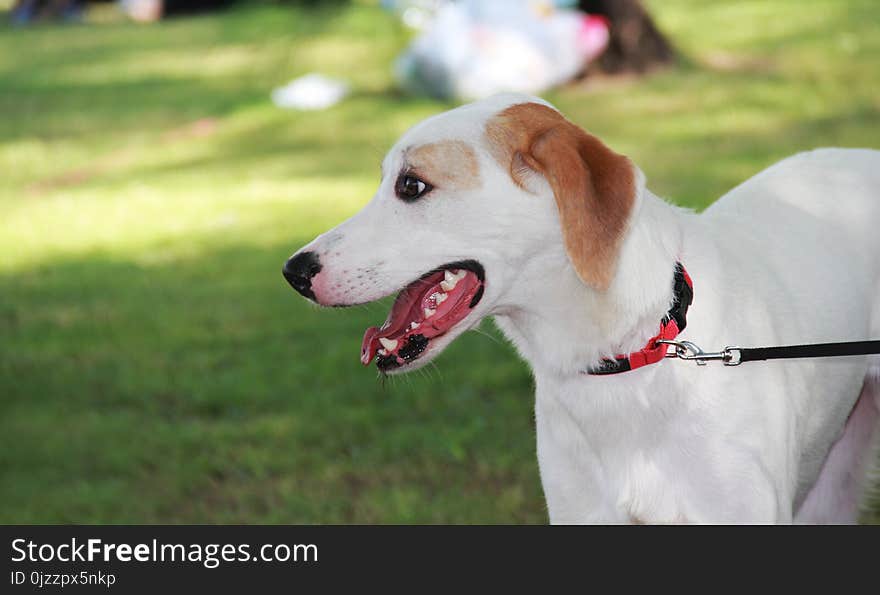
[660,339,880,366]
[738,340,880,363]
[587,262,880,373]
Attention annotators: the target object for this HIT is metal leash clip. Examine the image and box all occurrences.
[657,340,742,366]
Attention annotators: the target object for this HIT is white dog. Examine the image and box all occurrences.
[283,94,880,523]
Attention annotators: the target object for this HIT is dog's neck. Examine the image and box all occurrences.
[492,176,689,379]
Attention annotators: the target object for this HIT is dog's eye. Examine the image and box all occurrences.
[395,174,432,202]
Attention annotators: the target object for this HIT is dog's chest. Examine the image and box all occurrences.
[533,374,712,523]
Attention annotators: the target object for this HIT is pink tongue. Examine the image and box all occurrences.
[361,326,379,365]
[359,270,481,366]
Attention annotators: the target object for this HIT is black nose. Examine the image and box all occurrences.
[282,251,322,300]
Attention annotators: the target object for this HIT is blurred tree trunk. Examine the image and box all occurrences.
[577,0,675,74]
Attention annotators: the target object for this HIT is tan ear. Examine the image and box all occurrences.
[486,103,636,290]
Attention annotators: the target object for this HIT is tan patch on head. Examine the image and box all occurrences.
[406,140,480,191]
[485,103,635,290]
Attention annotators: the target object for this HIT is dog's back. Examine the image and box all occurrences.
[707,147,880,274]
[700,148,880,520]
[704,148,880,339]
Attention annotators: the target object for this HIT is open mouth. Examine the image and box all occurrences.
[360,260,485,372]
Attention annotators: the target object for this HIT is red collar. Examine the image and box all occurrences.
[587,263,693,375]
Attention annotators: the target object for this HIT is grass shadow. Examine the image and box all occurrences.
[0,240,542,523]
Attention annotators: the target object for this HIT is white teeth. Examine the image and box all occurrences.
[441,269,468,292]
[423,308,436,318]
[410,321,420,330]
[378,349,387,356]
[379,337,398,351]
[435,292,448,304]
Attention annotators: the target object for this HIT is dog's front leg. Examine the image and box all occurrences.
[534,382,793,524]
[534,388,627,524]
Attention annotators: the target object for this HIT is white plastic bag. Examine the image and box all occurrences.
[271,73,350,111]
[395,0,608,101]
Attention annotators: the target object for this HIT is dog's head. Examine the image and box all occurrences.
[283,94,637,373]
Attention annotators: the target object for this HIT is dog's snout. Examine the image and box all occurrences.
[282,251,322,300]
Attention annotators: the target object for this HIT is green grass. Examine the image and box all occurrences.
[1,0,878,523]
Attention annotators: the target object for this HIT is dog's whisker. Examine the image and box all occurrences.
[427,360,443,383]
[470,325,504,346]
